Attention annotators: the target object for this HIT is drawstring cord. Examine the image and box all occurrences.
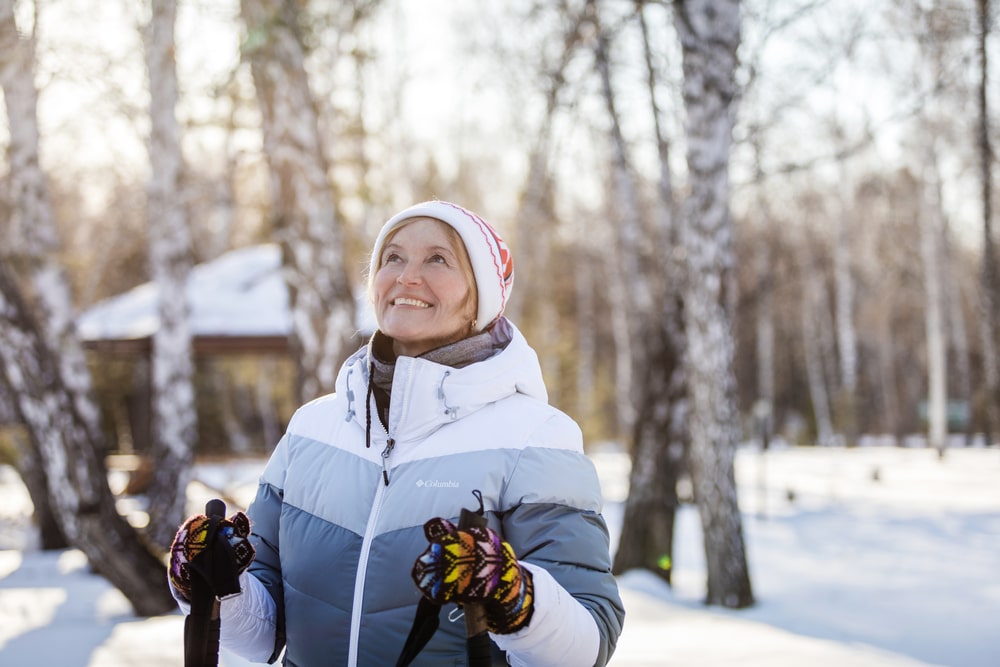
[365,360,375,448]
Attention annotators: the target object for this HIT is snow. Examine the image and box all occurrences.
[2,444,998,666]
[75,244,378,341]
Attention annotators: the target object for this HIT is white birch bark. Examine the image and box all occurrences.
[612,0,690,581]
[975,0,999,444]
[144,0,197,549]
[833,141,858,444]
[943,230,972,441]
[0,2,174,614]
[0,0,99,440]
[834,155,857,395]
[802,270,835,446]
[593,2,649,435]
[240,0,356,402]
[920,144,947,455]
[674,0,752,608]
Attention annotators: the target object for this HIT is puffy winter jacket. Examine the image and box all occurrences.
[217,319,624,666]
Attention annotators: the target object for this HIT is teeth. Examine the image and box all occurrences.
[394,297,430,308]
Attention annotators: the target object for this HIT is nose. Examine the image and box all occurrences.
[397,261,422,285]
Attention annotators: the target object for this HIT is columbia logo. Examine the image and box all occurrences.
[416,479,460,488]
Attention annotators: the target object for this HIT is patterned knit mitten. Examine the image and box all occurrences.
[412,517,534,634]
[169,511,255,601]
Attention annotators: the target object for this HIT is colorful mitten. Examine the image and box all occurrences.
[412,517,534,634]
[169,511,255,601]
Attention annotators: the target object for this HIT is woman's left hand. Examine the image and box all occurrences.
[411,517,534,634]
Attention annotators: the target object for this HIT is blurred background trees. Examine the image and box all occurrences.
[0,0,997,612]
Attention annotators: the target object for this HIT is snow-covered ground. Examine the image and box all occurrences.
[1,443,998,666]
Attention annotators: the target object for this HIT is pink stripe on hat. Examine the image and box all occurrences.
[369,201,514,331]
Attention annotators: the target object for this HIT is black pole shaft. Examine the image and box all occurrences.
[184,500,227,667]
[458,507,492,667]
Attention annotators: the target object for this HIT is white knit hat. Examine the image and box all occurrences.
[369,201,514,332]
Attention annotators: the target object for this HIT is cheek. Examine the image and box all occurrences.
[372,269,395,304]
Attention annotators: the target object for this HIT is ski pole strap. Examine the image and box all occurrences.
[394,597,441,667]
[184,588,221,667]
[396,491,495,667]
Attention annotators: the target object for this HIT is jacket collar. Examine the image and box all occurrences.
[337,318,547,443]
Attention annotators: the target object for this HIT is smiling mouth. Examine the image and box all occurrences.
[393,297,431,308]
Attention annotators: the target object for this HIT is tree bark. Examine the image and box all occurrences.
[0,263,176,616]
[975,0,999,445]
[802,267,835,445]
[613,311,687,582]
[592,0,651,437]
[0,2,174,615]
[612,0,689,584]
[920,144,948,455]
[144,0,197,549]
[10,427,68,548]
[240,0,357,403]
[674,0,753,608]
[833,143,858,446]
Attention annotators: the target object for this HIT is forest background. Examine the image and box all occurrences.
[0,0,997,620]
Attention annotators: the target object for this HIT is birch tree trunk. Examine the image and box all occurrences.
[0,0,93,549]
[508,4,584,398]
[674,0,753,608]
[0,7,173,617]
[802,269,835,445]
[920,144,948,456]
[0,1,173,615]
[975,0,999,445]
[833,145,858,446]
[943,229,972,444]
[8,426,67,548]
[508,1,583,328]
[613,0,689,584]
[240,0,356,403]
[143,0,197,549]
[592,0,650,436]
[0,264,176,616]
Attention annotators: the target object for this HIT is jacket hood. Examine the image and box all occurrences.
[336,318,547,444]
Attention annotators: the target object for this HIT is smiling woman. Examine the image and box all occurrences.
[165,200,625,667]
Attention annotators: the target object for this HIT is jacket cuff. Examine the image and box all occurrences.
[216,571,279,663]
[491,562,600,667]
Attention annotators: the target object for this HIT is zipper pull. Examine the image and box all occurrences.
[381,438,395,486]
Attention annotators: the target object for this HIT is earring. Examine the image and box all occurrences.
[470,319,478,331]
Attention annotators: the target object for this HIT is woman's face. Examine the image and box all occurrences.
[373,217,476,357]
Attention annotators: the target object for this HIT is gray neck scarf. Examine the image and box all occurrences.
[369,329,497,397]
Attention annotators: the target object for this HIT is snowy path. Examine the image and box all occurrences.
[1,444,998,666]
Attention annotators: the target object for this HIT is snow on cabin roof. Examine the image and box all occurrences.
[77,244,376,342]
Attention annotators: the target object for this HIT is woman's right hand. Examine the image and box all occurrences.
[168,510,255,601]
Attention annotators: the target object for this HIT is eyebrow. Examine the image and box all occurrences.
[383,242,457,256]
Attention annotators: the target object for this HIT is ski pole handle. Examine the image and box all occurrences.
[206,498,226,522]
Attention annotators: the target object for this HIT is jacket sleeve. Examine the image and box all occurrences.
[234,430,292,663]
[492,413,625,666]
[168,570,279,663]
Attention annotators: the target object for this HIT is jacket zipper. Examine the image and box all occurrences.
[381,438,396,485]
[347,460,389,666]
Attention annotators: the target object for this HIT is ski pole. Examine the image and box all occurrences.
[458,501,492,667]
[395,491,493,667]
[183,499,228,667]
